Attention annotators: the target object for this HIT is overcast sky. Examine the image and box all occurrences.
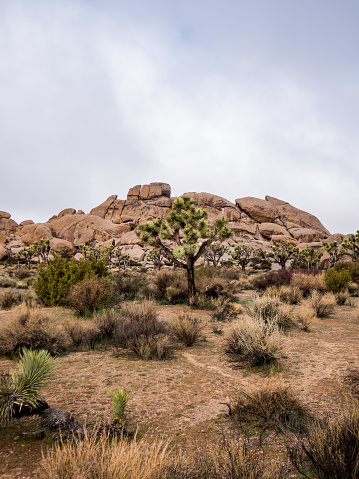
[1,0,358,234]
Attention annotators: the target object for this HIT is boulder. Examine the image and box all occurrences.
[0,211,11,219]
[297,242,323,250]
[77,210,85,215]
[127,245,146,262]
[20,224,53,245]
[90,195,118,219]
[236,197,278,223]
[50,238,75,254]
[19,220,34,226]
[182,192,241,223]
[0,245,7,260]
[119,231,142,246]
[265,196,330,236]
[289,228,325,243]
[58,208,77,218]
[271,235,298,246]
[0,217,18,235]
[139,182,171,200]
[112,223,132,235]
[0,232,6,245]
[259,223,289,238]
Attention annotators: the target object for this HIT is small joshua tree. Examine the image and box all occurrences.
[147,248,166,270]
[272,242,299,270]
[322,241,341,269]
[136,196,233,304]
[230,245,254,271]
[341,231,359,262]
[204,243,228,267]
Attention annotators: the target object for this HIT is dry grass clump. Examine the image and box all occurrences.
[290,402,359,479]
[335,291,350,305]
[170,314,204,347]
[0,276,17,288]
[305,291,336,318]
[66,277,113,316]
[39,431,287,479]
[342,369,359,398]
[0,302,65,355]
[225,315,284,367]
[229,380,310,434]
[0,289,22,309]
[38,434,177,479]
[64,319,101,350]
[296,305,316,331]
[113,301,169,360]
[93,309,122,339]
[246,294,293,329]
[265,285,302,305]
[153,270,187,303]
[291,272,326,297]
[211,296,237,321]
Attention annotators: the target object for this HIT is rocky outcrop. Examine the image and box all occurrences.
[265,196,330,236]
[1,183,336,263]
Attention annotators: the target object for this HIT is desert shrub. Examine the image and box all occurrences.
[112,270,151,301]
[290,403,359,479]
[246,294,293,329]
[229,381,310,434]
[278,285,303,304]
[12,267,30,279]
[0,276,17,288]
[225,315,284,367]
[192,292,214,310]
[0,289,22,309]
[113,301,169,360]
[170,314,204,347]
[35,256,108,306]
[109,387,129,425]
[333,261,359,283]
[324,268,351,293]
[211,296,236,321]
[296,305,316,331]
[252,269,293,290]
[195,264,241,281]
[153,269,187,303]
[336,291,350,305]
[349,282,359,296]
[291,272,326,297]
[66,277,113,316]
[93,309,122,339]
[64,319,101,350]
[306,291,336,317]
[0,303,65,355]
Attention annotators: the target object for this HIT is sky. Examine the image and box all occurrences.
[1,0,359,234]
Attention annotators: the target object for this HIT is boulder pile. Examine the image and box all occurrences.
[0,182,343,263]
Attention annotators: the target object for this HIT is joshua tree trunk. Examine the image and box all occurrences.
[186,260,196,305]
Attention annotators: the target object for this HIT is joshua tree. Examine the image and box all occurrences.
[272,242,299,270]
[341,231,359,262]
[147,248,166,270]
[204,243,228,267]
[322,240,340,269]
[229,245,254,271]
[136,196,233,303]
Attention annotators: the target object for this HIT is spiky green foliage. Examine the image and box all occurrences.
[292,247,324,269]
[109,388,129,424]
[136,196,233,302]
[0,349,55,424]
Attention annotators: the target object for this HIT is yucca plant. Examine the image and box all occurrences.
[0,349,55,425]
[109,387,129,425]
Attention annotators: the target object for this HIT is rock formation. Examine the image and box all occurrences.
[0,182,336,262]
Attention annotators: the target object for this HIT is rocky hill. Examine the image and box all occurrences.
[0,182,346,263]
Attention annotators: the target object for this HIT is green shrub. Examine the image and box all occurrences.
[333,261,359,283]
[66,277,113,316]
[324,268,351,293]
[112,271,151,301]
[34,256,108,306]
[0,276,17,288]
[153,270,187,303]
[109,387,129,425]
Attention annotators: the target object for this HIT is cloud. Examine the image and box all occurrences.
[0,0,358,234]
